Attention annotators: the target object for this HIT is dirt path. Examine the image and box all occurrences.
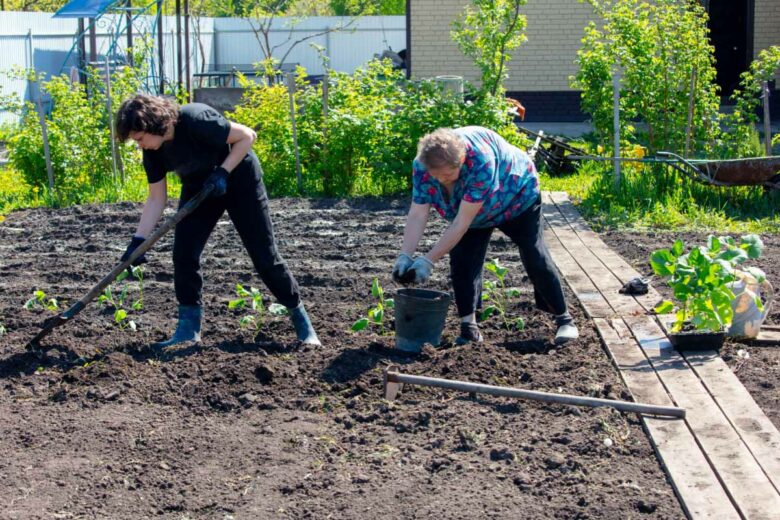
[0,199,682,519]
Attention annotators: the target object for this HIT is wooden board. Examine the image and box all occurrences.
[753,329,780,345]
[682,350,780,493]
[542,221,615,319]
[594,318,739,519]
[623,315,780,518]
[548,192,663,313]
[541,195,645,317]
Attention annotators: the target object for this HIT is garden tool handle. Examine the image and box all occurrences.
[26,185,214,350]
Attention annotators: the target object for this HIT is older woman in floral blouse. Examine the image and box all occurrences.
[392,126,578,345]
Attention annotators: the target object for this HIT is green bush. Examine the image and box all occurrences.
[230,59,528,197]
[3,65,147,206]
[720,45,780,158]
[572,0,721,156]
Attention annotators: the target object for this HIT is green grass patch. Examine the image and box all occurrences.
[0,163,182,217]
[542,160,780,234]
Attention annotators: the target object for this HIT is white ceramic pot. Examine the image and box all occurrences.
[728,271,773,339]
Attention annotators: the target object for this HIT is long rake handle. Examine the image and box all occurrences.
[384,366,685,419]
[27,186,214,349]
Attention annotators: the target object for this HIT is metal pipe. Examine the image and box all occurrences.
[184,0,190,99]
[763,82,772,156]
[287,72,302,193]
[383,366,685,418]
[157,0,164,94]
[175,0,182,94]
[612,67,621,187]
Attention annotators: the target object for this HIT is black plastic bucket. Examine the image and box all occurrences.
[394,288,451,353]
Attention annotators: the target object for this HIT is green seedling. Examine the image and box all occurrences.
[97,266,144,331]
[352,278,395,335]
[228,284,288,333]
[0,322,6,337]
[23,290,59,311]
[651,234,765,332]
[480,259,525,330]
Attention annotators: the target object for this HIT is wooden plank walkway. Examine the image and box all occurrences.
[541,191,780,519]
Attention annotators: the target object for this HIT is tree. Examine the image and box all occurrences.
[244,0,368,71]
[451,0,527,96]
[572,0,720,155]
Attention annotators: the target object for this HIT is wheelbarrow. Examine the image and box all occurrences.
[658,151,780,190]
[517,125,587,177]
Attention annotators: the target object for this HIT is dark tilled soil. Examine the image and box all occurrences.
[602,231,780,429]
[0,198,683,519]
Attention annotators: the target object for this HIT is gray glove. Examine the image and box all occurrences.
[409,256,434,284]
[392,253,414,283]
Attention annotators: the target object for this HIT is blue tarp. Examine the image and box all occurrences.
[53,0,117,18]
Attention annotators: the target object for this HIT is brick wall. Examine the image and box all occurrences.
[754,0,780,84]
[410,0,594,91]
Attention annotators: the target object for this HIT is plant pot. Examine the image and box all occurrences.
[667,328,727,351]
[394,288,451,353]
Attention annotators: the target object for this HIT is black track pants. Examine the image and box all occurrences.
[173,164,301,309]
[448,195,570,322]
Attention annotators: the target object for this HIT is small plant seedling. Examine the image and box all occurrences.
[228,284,287,333]
[481,259,525,330]
[23,290,59,311]
[0,322,6,337]
[98,266,145,331]
[651,234,765,332]
[352,278,395,335]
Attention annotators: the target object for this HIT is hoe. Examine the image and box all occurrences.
[26,186,214,351]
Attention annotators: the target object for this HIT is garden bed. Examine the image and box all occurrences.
[602,231,780,429]
[0,198,683,518]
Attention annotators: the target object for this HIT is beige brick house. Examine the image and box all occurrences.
[405,0,780,121]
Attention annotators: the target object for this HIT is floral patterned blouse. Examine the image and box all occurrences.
[411,126,540,228]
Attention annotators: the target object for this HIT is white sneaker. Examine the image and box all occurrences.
[555,323,579,345]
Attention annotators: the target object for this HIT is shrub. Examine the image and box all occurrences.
[2,64,147,206]
[572,0,721,156]
[650,235,765,332]
[230,59,528,197]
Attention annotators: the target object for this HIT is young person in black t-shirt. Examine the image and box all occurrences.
[115,94,320,348]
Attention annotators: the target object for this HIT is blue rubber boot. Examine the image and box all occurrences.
[152,304,202,349]
[290,304,321,346]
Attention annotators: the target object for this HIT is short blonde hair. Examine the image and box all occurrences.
[417,128,466,170]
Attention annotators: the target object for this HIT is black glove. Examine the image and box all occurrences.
[121,236,148,274]
[205,166,229,197]
[619,277,649,295]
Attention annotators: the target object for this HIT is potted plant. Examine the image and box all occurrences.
[650,234,767,350]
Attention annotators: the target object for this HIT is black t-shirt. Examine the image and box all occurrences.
[142,103,237,185]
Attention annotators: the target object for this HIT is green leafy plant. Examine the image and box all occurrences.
[23,290,59,311]
[352,278,395,334]
[1,51,150,207]
[229,59,528,198]
[722,45,780,158]
[451,0,528,96]
[572,0,721,156]
[480,258,525,330]
[650,235,766,332]
[98,266,145,331]
[228,284,288,332]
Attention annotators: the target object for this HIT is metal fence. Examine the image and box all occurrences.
[0,12,405,125]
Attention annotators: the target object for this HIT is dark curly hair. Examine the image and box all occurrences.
[115,95,179,142]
